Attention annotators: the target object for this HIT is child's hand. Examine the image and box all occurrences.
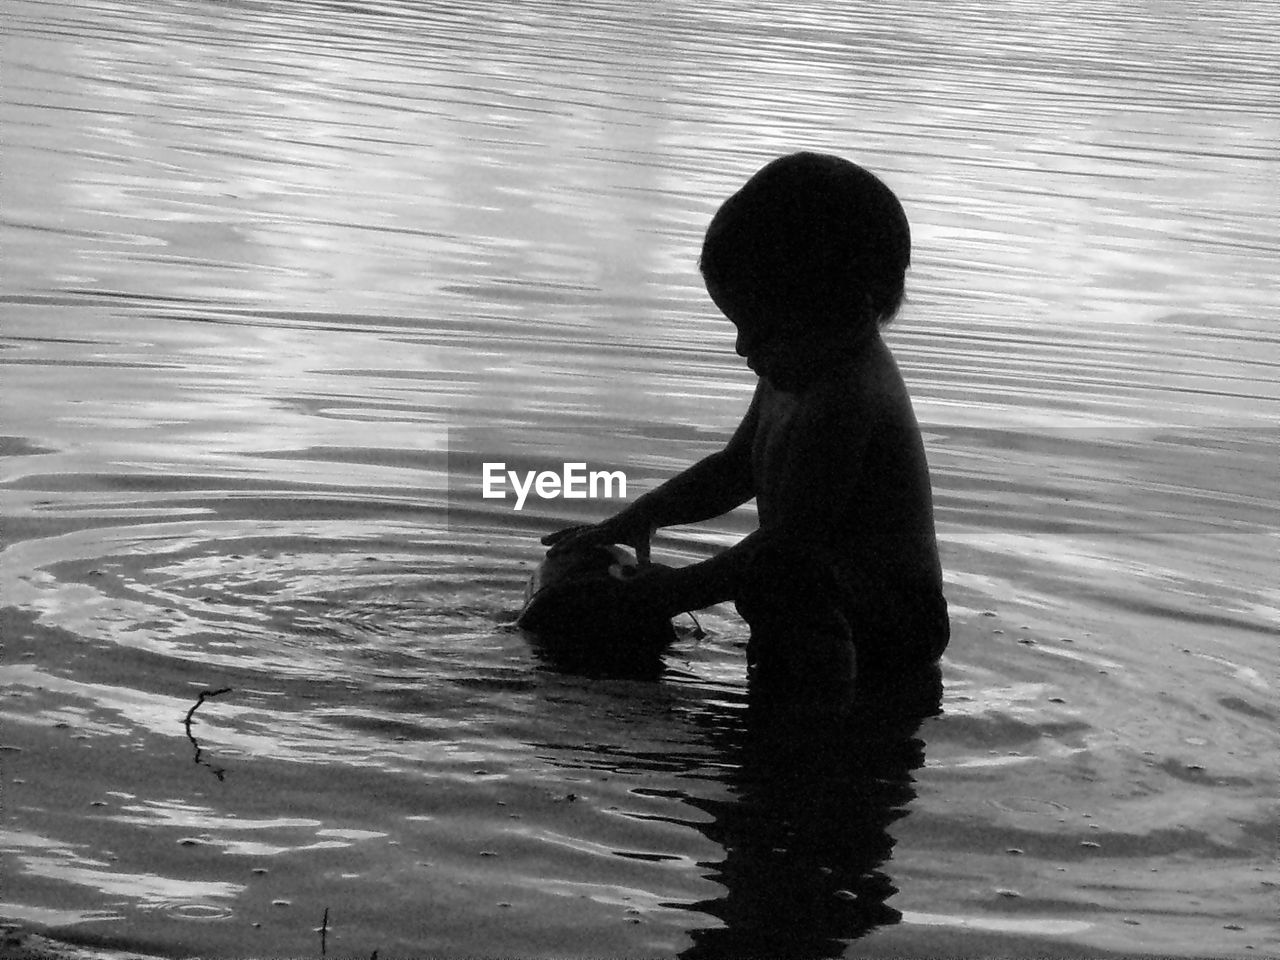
[615,562,681,619]
[542,515,654,565]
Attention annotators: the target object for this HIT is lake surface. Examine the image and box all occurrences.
[2,0,1277,956]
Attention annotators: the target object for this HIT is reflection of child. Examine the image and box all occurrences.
[545,152,948,697]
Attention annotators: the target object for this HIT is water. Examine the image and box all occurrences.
[2,0,1278,956]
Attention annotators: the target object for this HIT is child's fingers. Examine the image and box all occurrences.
[540,525,587,546]
[633,531,651,566]
[543,525,609,554]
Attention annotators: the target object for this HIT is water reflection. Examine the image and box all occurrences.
[534,665,941,956]
[675,677,941,957]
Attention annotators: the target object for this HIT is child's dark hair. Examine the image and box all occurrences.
[699,152,911,329]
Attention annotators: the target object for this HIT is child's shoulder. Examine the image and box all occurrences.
[796,342,918,450]
[813,335,907,405]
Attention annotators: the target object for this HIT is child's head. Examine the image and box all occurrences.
[699,152,911,335]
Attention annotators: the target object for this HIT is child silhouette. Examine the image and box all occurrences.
[544,152,948,700]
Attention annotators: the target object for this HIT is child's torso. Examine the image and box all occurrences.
[751,340,944,595]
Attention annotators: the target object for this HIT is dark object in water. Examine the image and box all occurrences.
[517,544,676,672]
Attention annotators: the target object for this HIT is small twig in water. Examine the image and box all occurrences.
[183,687,232,780]
[184,687,233,729]
[320,906,329,957]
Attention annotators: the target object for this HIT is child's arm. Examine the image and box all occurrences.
[542,387,761,561]
[620,386,760,528]
[628,388,872,617]
[623,527,769,616]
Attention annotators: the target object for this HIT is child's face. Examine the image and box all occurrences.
[735,320,819,392]
[707,279,837,392]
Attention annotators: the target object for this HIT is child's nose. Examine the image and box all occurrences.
[734,330,751,357]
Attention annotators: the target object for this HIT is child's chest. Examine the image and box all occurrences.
[750,389,810,493]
